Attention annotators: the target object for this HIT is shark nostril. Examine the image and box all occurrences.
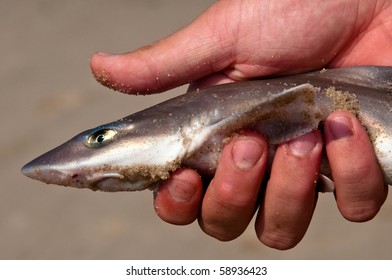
[71,174,82,184]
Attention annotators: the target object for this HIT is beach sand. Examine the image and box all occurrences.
[1,0,391,259]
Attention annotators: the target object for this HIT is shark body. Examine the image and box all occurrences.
[22,66,392,192]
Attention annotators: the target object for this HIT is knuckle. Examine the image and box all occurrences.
[215,181,258,211]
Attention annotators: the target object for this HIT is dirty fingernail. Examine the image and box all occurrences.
[288,132,318,157]
[330,115,354,140]
[232,138,264,170]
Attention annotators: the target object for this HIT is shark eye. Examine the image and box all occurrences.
[87,129,117,148]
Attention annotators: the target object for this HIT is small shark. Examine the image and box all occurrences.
[22,66,392,192]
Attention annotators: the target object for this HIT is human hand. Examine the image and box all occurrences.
[90,0,391,249]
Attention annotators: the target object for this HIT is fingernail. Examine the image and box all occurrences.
[329,115,354,140]
[97,51,116,57]
[288,132,318,157]
[232,138,264,170]
[167,179,195,203]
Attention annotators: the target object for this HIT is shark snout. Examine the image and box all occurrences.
[22,162,70,186]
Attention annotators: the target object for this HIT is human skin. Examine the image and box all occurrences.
[90,0,391,249]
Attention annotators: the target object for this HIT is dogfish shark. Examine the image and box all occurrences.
[22,66,392,192]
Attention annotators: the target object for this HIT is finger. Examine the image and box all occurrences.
[90,5,234,95]
[255,131,323,250]
[198,132,267,241]
[153,169,203,225]
[324,111,387,222]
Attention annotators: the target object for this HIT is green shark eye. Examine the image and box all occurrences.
[87,129,117,148]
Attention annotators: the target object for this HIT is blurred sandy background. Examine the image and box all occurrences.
[1,0,391,259]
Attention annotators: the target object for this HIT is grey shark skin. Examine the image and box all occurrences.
[22,66,392,192]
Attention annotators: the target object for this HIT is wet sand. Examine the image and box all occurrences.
[1,0,391,259]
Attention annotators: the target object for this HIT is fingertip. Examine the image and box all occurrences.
[153,169,203,225]
[256,229,303,250]
[166,170,201,203]
[90,51,150,94]
[324,111,355,141]
[231,134,266,171]
[338,195,386,223]
[287,130,322,158]
[90,52,112,88]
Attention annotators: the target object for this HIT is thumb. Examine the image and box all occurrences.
[90,5,233,95]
